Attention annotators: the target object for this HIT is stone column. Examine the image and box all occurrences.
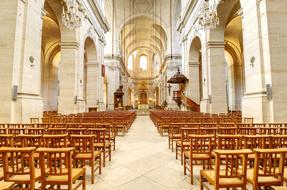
[104,56,120,110]
[0,0,18,122]
[207,41,228,114]
[58,42,79,114]
[265,0,287,122]
[240,0,271,122]
[0,0,44,122]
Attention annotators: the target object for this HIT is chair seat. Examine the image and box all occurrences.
[46,168,85,182]
[75,151,101,159]
[272,187,287,190]
[184,151,210,159]
[202,170,243,186]
[247,169,281,184]
[176,141,190,147]
[8,169,41,182]
[169,134,181,139]
[94,142,111,148]
[0,181,15,190]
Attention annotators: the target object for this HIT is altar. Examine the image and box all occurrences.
[137,104,150,115]
[138,104,149,110]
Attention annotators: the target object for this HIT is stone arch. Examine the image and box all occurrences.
[83,36,98,111]
[41,0,62,112]
[187,36,203,104]
[224,4,245,112]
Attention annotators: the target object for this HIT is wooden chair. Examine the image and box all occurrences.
[37,147,86,190]
[200,149,252,190]
[96,123,115,151]
[30,118,40,124]
[70,135,101,184]
[86,128,111,167]
[183,135,213,184]
[247,148,287,189]
[168,123,183,152]
[0,147,41,190]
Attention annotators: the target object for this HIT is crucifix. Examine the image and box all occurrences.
[167,84,172,96]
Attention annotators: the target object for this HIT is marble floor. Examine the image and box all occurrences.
[87,116,197,190]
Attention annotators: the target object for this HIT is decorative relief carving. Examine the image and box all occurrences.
[134,0,153,13]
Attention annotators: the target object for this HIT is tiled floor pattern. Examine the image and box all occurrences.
[87,116,252,190]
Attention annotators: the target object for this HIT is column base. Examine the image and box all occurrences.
[12,94,43,123]
[242,93,272,122]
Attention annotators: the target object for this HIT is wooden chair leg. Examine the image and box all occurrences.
[181,148,183,165]
[113,139,116,151]
[109,147,112,161]
[190,161,193,185]
[175,144,178,159]
[103,150,106,167]
[183,155,187,175]
[91,159,95,184]
[83,173,86,190]
[99,156,102,174]
[200,172,204,190]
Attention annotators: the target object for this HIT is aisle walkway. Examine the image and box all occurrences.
[89,116,193,190]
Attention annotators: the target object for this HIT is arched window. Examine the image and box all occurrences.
[128,55,133,70]
[140,55,148,70]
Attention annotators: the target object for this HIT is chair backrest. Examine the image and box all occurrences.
[243,135,271,149]
[0,147,36,187]
[252,148,287,187]
[18,134,43,147]
[0,134,14,147]
[190,135,213,156]
[212,149,252,188]
[66,128,86,136]
[271,135,287,148]
[70,135,95,154]
[30,118,40,124]
[43,134,68,148]
[217,134,243,149]
[86,128,106,145]
[46,128,67,135]
[26,127,45,135]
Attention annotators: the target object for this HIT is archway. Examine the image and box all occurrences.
[187,36,202,104]
[224,2,244,112]
[41,1,61,112]
[84,37,98,110]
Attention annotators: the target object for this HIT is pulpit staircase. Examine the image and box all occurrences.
[173,91,200,112]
